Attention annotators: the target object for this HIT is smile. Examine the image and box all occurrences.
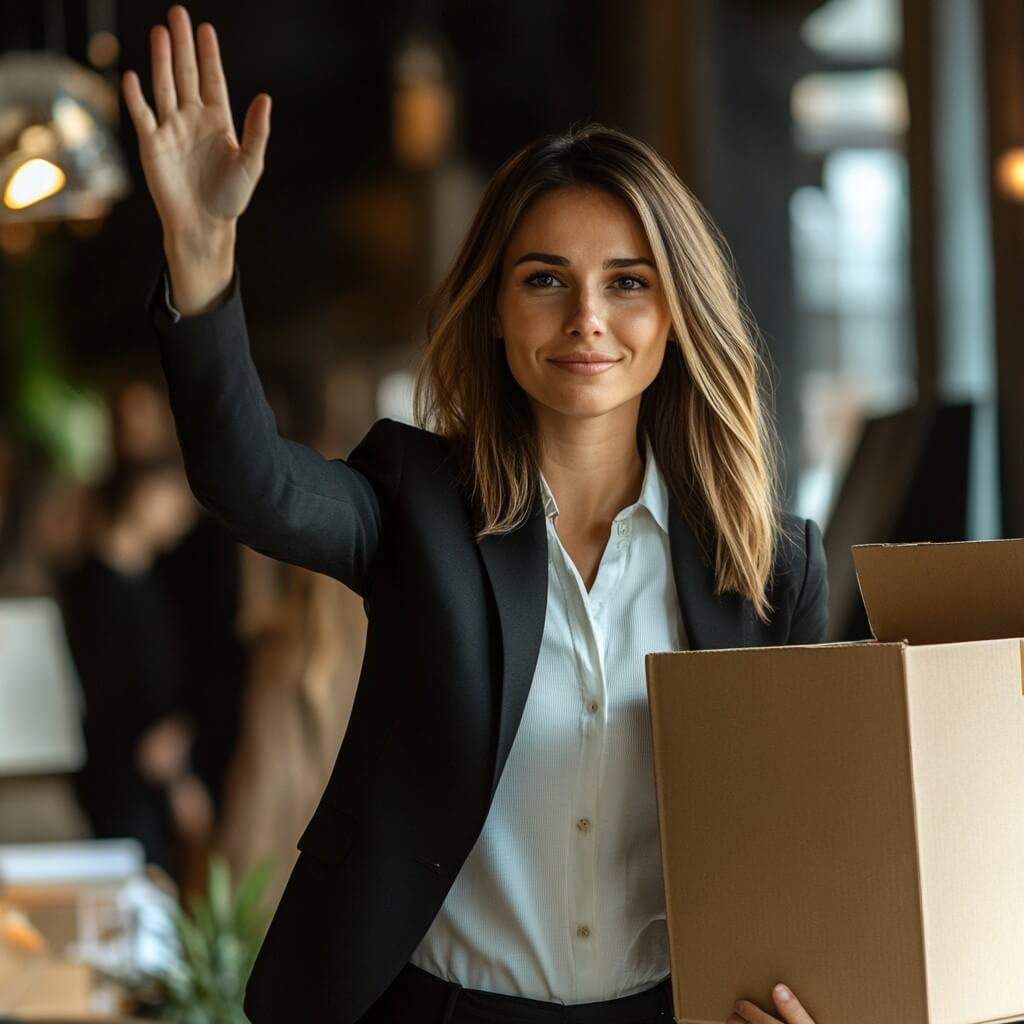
[548,355,622,376]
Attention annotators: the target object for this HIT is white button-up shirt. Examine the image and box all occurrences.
[410,442,686,1003]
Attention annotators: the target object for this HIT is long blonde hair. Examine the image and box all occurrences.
[414,123,781,621]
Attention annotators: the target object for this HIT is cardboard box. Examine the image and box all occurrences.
[0,945,94,1017]
[645,539,1024,1024]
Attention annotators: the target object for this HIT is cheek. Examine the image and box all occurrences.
[617,309,670,367]
[500,295,554,346]
[501,337,536,394]
[638,340,669,391]
[616,302,670,338]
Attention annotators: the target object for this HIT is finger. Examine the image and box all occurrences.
[240,94,271,176]
[122,70,158,136]
[196,22,231,110]
[168,5,201,105]
[771,984,815,1024]
[734,1000,780,1024]
[151,24,177,119]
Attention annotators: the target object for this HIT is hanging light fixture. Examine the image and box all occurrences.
[0,50,130,223]
[391,25,456,170]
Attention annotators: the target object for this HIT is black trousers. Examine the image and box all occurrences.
[360,962,674,1024]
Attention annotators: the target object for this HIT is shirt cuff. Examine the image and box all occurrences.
[147,263,239,325]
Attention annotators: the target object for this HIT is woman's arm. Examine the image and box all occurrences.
[125,7,400,595]
[151,265,403,596]
[788,517,829,645]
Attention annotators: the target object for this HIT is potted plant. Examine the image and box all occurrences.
[159,857,270,1024]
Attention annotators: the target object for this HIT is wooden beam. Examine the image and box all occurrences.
[982,0,1024,536]
[902,0,940,406]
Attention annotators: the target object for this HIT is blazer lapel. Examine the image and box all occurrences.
[668,502,752,651]
[478,495,549,797]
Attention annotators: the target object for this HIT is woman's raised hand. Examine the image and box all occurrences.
[122,5,271,313]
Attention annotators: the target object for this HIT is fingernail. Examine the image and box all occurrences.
[774,984,791,1002]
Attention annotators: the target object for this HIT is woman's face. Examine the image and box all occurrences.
[496,186,673,431]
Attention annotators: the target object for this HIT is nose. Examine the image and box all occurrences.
[563,286,606,338]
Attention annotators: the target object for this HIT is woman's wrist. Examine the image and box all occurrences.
[163,222,237,317]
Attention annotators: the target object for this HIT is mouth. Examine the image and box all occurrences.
[548,352,622,376]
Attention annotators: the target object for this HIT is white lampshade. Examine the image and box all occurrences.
[0,596,84,775]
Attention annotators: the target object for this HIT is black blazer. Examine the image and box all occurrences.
[148,267,829,1024]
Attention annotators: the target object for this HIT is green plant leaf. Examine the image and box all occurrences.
[157,858,269,1023]
[233,859,271,936]
[208,857,234,931]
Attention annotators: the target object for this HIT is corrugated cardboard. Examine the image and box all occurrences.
[645,539,1024,1024]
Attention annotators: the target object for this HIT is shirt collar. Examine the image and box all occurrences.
[538,438,671,535]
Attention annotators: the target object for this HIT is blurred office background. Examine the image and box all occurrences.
[0,0,1022,1015]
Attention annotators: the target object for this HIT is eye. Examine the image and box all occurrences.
[523,271,564,289]
[614,275,650,291]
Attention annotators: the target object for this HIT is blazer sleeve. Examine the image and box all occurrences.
[147,263,404,598]
[788,517,829,644]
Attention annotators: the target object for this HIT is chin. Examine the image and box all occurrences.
[532,388,637,422]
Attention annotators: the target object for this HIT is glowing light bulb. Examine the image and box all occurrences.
[3,158,66,209]
[88,31,120,68]
[996,148,1024,202]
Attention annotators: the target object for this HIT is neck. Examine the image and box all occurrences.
[535,400,645,527]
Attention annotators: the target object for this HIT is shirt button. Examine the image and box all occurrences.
[588,701,599,714]
[576,925,591,939]
[616,522,628,536]
[576,818,591,833]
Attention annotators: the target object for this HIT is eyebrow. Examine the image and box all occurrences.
[512,252,657,270]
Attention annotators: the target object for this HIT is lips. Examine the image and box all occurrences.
[549,352,621,376]
[550,351,621,364]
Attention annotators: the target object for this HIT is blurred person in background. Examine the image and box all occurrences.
[211,359,370,914]
[106,367,249,821]
[0,442,90,597]
[59,457,211,880]
[217,563,366,914]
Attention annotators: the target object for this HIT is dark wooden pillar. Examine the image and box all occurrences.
[902,0,940,406]
[982,2,1024,537]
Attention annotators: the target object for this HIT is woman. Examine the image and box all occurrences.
[123,8,827,1024]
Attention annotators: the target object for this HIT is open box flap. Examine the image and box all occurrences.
[852,538,1024,644]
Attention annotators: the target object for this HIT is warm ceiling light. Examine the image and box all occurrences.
[996,148,1024,202]
[392,32,454,170]
[87,31,120,69]
[0,52,129,224]
[4,157,66,208]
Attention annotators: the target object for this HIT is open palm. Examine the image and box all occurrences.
[122,5,270,249]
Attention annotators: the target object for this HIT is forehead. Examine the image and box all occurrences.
[505,186,652,262]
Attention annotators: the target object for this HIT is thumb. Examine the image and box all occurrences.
[240,93,271,177]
